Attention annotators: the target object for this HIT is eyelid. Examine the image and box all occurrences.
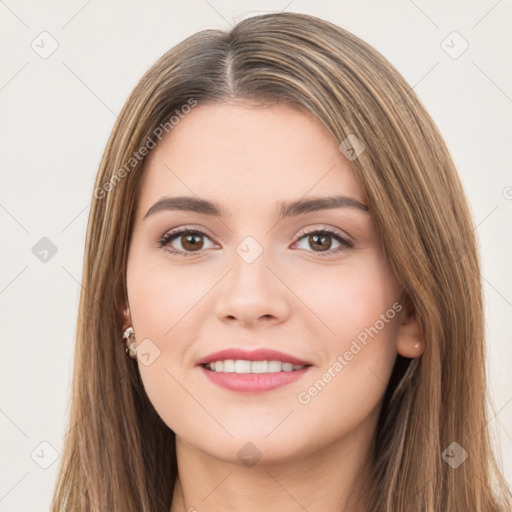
[295,224,354,244]
[292,226,354,257]
[157,224,219,254]
[158,224,354,256]
[159,224,352,243]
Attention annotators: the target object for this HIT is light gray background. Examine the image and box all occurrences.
[1,1,511,510]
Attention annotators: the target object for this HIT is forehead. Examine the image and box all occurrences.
[137,102,365,215]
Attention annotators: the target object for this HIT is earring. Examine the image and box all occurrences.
[123,327,137,360]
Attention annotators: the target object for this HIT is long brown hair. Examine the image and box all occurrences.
[50,11,511,512]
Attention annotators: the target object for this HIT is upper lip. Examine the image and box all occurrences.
[197,348,312,366]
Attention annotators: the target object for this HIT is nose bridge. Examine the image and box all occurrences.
[229,233,275,296]
[214,233,289,324]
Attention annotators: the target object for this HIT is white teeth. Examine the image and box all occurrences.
[205,359,306,373]
[282,362,293,372]
[268,360,282,372]
[251,361,268,373]
[234,360,251,373]
[223,359,235,372]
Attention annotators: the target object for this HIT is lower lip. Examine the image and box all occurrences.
[199,365,311,393]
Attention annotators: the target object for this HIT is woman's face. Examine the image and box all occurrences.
[125,101,419,465]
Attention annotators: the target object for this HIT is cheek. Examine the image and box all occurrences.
[126,252,218,432]
[126,250,209,348]
[300,256,401,353]
[292,257,400,420]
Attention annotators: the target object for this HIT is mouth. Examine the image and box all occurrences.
[197,347,312,368]
[197,352,313,393]
[197,348,313,393]
[201,360,310,373]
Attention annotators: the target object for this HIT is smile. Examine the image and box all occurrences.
[199,361,312,393]
[203,359,306,373]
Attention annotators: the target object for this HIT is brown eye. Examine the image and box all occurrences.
[308,233,332,251]
[158,227,352,258]
[294,228,353,256]
[159,229,215,256]
[181,232,204,251]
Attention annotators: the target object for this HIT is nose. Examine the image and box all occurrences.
[214,248,290,328]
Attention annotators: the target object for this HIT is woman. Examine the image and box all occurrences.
[50,11,511,512]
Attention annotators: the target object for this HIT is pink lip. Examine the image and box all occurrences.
[197,348,311,366]
[199,365,312,393]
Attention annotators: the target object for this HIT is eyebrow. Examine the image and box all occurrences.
[143,194,369,220]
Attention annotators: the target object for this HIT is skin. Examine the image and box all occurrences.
[122,101,424,512]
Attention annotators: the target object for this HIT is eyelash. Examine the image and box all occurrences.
[157,226,354,257]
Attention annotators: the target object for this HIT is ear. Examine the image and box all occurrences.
[120,301,132,332]
[395,294,424,358]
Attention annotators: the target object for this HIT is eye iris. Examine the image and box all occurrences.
[182,233,204,251]
[310,233,332,251]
